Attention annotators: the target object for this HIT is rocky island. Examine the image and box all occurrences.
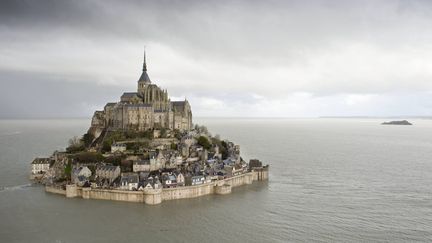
[30,51,269,205]
[381,120,412,125]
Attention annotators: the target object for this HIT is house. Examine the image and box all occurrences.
[120,173,139,190]
[71,166,92,186]
[216,170,227,179]
[95,165,121,183]
[51,153,69,178]
[139,172,150,181]
[233,164,244,176]
[191,175,205,186]
[162,173,177,188]
[133,160,150,172]
[111,143,127,153]
[204,176,212,184]
[204,168,218,180]
[223,157,236,166]
[31,158,52,174]
[141,182,154,190]
[147,151,162,171]
[224,164,244,177]
[143,176,162,189]
[155,150,165,168]
[175,156,183,165]
[176,173,185,186]
[153,176,162,189]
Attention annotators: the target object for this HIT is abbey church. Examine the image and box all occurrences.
[90,51,193,133]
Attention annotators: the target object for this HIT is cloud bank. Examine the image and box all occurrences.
[1,0,432,118]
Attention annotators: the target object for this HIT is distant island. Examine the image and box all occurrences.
[381,120,412,125]
[30,50,269,205]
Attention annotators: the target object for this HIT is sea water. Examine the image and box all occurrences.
[0,118,431,242]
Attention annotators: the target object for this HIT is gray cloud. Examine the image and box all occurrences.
[1,0,432,117]
[0,69,121,118]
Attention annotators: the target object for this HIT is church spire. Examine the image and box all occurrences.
[143,47,147,72]
[138,46,151,86]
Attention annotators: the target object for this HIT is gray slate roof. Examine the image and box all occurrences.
[31,158,52,164]
[124,104,152,108]
[97,165,119,172]
[138,71,151,84]
[121,173,139,184]
[171,101,187,111]
[104,102,116,108]
[121,92,139,98]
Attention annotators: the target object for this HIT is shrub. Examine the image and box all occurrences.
[64,161,72,180]
[104,155,124,166]
[66,136,85,153]
[82,132,94,147]
[73,152,104,163]
[170,142,178,150]
[197,136,211,150]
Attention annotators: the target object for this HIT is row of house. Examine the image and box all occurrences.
[32,128,255,192]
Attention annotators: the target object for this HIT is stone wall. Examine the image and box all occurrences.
[45,169,269,205]
[87,188,145,203]
[45,186,66,195]
[225,172,254,187]
[215,184,232,195]
[162,183,214,201]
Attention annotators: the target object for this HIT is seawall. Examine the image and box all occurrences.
[45,185,66,195]
[45,167,269,205]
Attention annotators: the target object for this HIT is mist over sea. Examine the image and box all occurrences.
[0,118,431,242]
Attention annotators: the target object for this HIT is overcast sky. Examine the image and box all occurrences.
[1,0,432,118]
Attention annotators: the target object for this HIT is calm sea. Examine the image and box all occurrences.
[1,118,432,242]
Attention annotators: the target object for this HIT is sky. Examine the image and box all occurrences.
[1,0,432,118]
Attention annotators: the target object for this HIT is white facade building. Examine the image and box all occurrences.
[31,158,52,174]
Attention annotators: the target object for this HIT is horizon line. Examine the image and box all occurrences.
[0,116,431,120]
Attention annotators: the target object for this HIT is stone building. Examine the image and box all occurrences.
[31,158,52,174]
[132,151,164,172]
[71,166,92,186]
[95,165,121,183]
[111,143,127,153]
[90,50,193,137]
[133,160,150,172]
[120,173,139,191]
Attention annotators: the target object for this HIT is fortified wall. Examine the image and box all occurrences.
[46,167,269,205]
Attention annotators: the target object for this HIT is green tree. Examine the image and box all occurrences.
[66,136,85,153]
[82,132,94,147]
[197,136,211,150]
[64,161,72,180]
[174,129,183,140]
[160,128,168,138]
[220,140,229,159]
[73,152,104,163]
[101,131,126,153]
[170,142,178,150]
[104,155,124,166]
[121,160,133,172]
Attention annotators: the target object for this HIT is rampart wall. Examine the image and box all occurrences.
[45,167,269,205]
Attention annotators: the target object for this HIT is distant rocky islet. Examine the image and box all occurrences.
[381,120,412,125]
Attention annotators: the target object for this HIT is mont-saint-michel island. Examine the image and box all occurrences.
[30,51,269,205]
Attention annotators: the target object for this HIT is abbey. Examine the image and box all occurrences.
[32,50,269,205]
[90,51,193,132]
